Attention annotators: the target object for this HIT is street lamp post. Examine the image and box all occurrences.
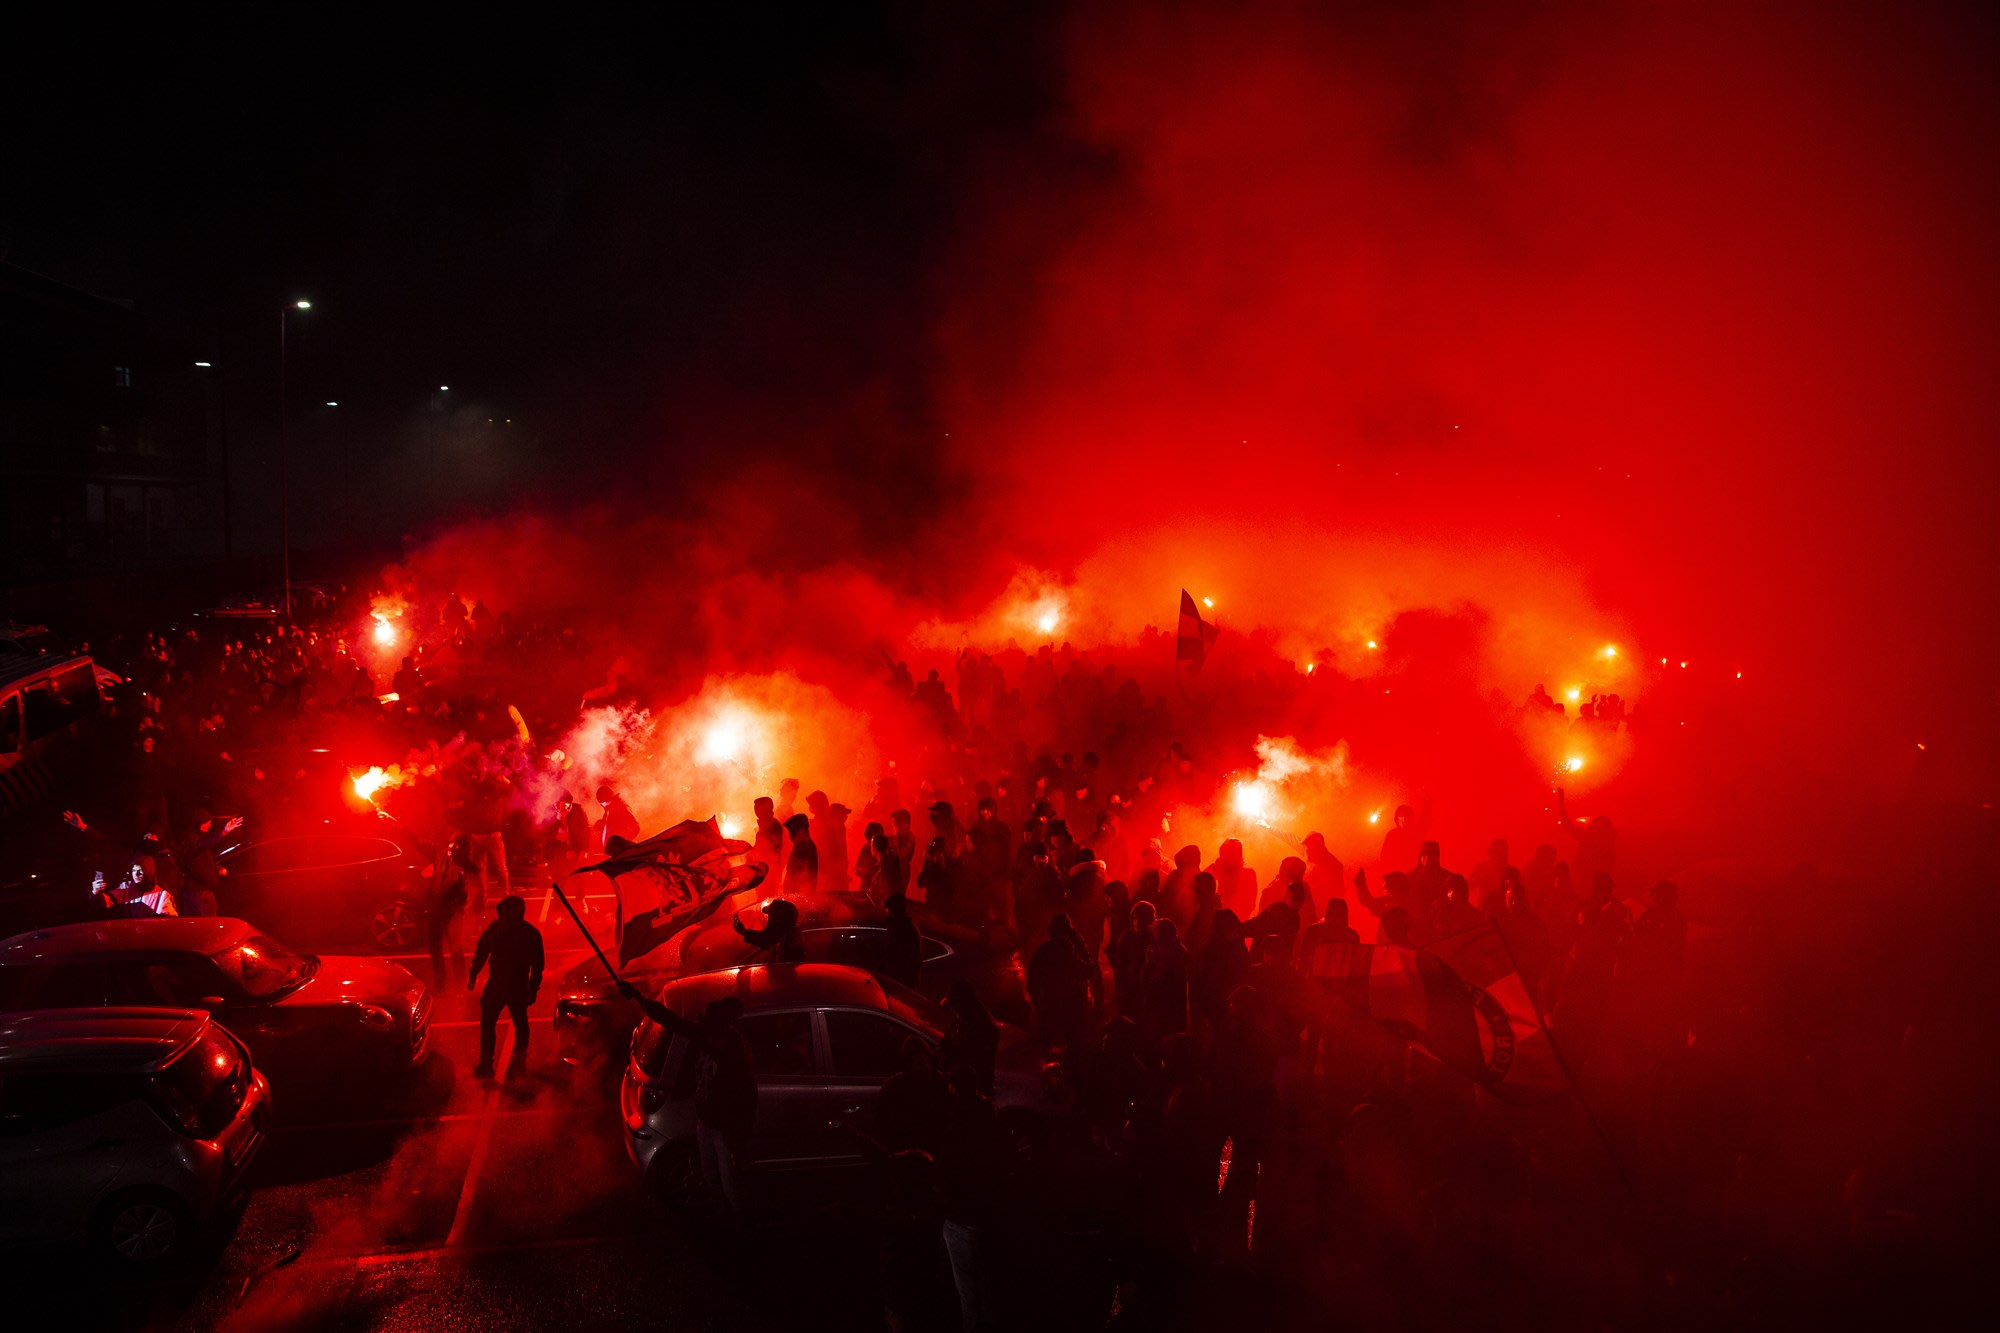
[278,300,310,620]
[194,360,231,564]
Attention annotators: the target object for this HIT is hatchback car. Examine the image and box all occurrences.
[0,918,431,1081]
[0,1007,270,1264]
[621,963,1057,1205]
[556,891,1027,1069]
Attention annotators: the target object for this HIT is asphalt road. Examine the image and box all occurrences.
[3,888,915,1332]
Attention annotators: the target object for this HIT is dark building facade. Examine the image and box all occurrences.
[0,263,210,588]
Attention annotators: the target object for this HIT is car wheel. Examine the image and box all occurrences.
[93,1190,193,1265]
[369,899,421,951]
[647,1139,703,1214]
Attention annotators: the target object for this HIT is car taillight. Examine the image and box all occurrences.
[147,1089,204,1136]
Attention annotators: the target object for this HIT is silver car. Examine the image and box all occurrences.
[0,1007,270,1263]
[621,963,1059,1205]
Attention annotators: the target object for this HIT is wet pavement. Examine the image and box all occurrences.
[2,888,902,1331]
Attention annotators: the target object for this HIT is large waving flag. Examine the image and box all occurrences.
[579,817,768,965]
[1176,590,1219,670]
[1311,921,1568,1103]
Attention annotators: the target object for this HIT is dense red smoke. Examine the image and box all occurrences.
[367,1,1993,875]
[933,1,1997,783]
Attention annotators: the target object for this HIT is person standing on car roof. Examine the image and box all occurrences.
[468,894,543,1080]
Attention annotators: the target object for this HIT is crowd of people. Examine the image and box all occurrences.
[12,592,1948,1330]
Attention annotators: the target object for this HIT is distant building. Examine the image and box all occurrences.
[0,262,208,587]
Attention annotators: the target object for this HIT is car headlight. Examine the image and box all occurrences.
[350,1002,396,1031]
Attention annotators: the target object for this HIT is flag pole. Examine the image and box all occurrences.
[550,878,620,982]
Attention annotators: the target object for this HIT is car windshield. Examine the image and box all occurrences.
[212,934,316,999]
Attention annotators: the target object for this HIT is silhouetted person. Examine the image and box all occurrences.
[597,782,639,850]
[736,896,804,962]
[1496,879,1549,992]
[1160,844,1201,931]
[877,1037,949,1152]
[1028,913,1094,1050]
[1113,899,1158,1020]
[1556,787,1616,891]
[619,988,756,1221]
[882,892,922,989]
[1012,841,1062,955]
[1187,870,1221,952]
[1434,873,1484,940]
[1142,916,1191,1040]
[1302,831,1344,915]
[1190,909,1248,1032]
[428,834,475,987]
[1206,838,1256,916]
[1469,838,1512,914]
[754,796,785,880]
[1379,794,1431,873]
[866,829,905,905]
[783,813,818,896]
[469,894,544,1079]
[938,981,998,1098]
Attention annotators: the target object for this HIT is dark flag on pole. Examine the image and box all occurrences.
[578,817,768,966]
[1176,590,1219,670]
[1310,922,1568,1103]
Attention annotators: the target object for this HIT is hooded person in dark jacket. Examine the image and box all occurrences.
[619,987,756,1219]
[783,813,818,896]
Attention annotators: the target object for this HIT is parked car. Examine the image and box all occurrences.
[621,963,1061,1207]
[0,652,108,824]
[555,890,1027,1070]
[0,918,431,1081]
[0,1007,270,1264]
[217,830,431,952]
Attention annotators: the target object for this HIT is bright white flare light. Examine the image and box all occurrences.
[718,814,742,839]
[1037,609,1060,635]
[1564,755,1586,774]
[1233,780,1272,824]
[371,616,395,647]
[699,711,750,765]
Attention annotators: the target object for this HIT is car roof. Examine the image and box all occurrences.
[0,917,256,962]
[0,652,95,692]
[664,963,892,1014]
[0,1007,209,1073]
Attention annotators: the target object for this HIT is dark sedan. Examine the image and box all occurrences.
[0,918,431,1082]
[554,890,1028,1070]
[217,831,432,952]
